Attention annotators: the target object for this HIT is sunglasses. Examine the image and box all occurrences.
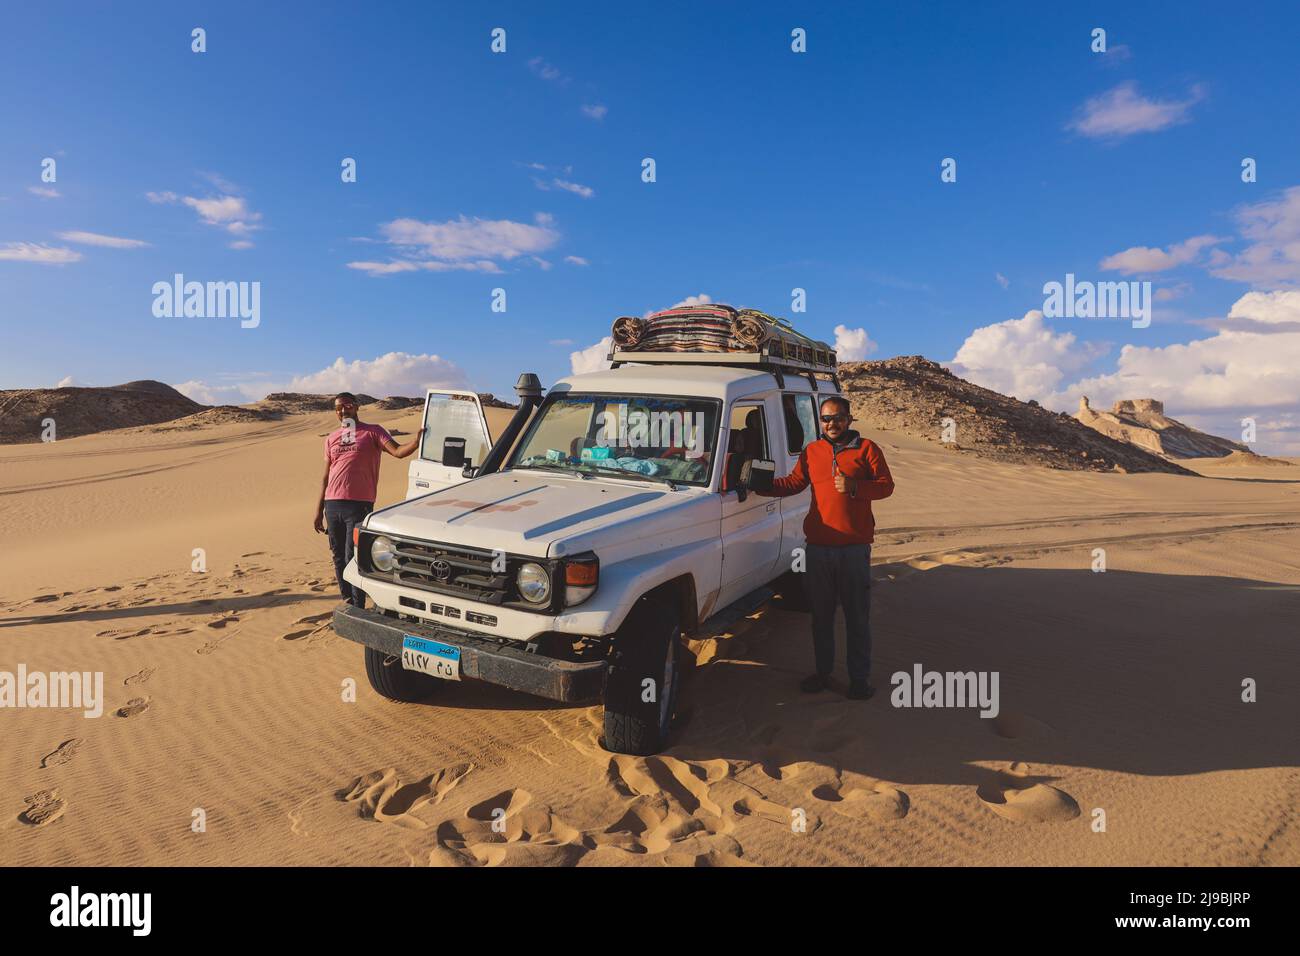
[820,414,849,423]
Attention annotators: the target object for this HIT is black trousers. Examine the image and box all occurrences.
[324,499,373,606]
[804,543,873,682]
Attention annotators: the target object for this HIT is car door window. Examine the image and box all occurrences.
[782,393,817,453]
[728,403,769,461]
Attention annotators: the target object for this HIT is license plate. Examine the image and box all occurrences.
[401,634,461,681]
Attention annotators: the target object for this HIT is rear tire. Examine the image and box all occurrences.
[364,646,439,702]
[602,597,683,756]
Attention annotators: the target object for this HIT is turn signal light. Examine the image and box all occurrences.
[565,559,598,587]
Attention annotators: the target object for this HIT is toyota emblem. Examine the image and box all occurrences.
[430,559,452,580]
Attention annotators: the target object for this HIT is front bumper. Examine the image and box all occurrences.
[332,604,606,704]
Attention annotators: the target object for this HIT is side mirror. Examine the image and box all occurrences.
[441,437,466,468]
[740,458,776,493]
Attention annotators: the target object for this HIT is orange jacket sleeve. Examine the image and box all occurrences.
[852,440,894,500]
[759,447,810,498]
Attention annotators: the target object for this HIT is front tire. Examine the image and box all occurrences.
[602,597,682,756]
[364,646,439,702]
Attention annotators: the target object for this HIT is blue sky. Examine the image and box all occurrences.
[3,2,1299,448]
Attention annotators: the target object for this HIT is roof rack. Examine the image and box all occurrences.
[607,344,840,391]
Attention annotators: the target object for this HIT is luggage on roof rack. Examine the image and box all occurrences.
[605,303,839,379]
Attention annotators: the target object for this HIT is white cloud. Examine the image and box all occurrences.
[1207,186,1300,287]
[1067,82,1204,139]
[527,57,566,84]
[1154,283,1191,302]
[995,272,1010,289]
[672,294,712,308]
[350,213,561,276]
[288,352,468,396]
[28,186,61,199]
[833,325,878,361]
[581,104,608,120]
[181,195,262,234]
[174,352,470,405]
[564,255,589,266]
[1100,234,1222,274]
[172,379,263,406]
[149,189,264,246]
[549,338,576,346]
[642,294,714,318]
[948,310,1107,402]
[551,178,595,198]
[0,242,82,265]
[55,376,78,388]
[57,230,150,249]
[571,337,613,375]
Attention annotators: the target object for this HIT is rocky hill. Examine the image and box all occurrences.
[0,381,204,444]
[838,356,1194,475]
[1075,397,1249,459]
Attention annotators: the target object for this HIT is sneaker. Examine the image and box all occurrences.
[847,680,875,701]
[800,673,830,693]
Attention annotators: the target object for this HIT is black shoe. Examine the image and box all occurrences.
[800,673,830,693]
[847,680,875,701]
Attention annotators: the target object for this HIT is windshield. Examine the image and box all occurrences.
[510,393,720,486]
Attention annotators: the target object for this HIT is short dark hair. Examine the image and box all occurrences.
[819,395,851,416]
[334,392,358,405]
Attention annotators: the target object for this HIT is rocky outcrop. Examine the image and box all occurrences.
[1075,397,1248,459]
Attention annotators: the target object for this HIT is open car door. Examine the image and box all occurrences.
[406,390,494,498]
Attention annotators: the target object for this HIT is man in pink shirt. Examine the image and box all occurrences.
[313,392,423,606]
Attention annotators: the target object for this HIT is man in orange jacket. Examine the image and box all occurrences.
[754,395,894,699]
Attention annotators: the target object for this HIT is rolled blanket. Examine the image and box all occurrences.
[732,309,776,348]
[611,315,646,347]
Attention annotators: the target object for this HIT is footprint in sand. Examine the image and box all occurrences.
[337,763,475,830]
[40,738,84,769]
[115,697,151,719]
[734,794,822,833]
[976,762,1079,824]
[812,775,910,822]
[283,612,334,641]
[605,754,726,819]
[124,667,156,687]
[433,789,587,867]
[31,594,62,604]
[661,839,757,867]
[18,790,66,827]
[206,615,239,629]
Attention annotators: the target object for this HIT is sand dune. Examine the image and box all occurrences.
[2,406,1298,866]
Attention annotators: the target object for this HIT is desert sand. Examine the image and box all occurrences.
[2,405,1298,866]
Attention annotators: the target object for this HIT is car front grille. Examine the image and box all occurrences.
[391,540,511,605]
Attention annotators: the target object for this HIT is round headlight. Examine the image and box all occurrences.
[370,535,397,572]
[516,562,551,604]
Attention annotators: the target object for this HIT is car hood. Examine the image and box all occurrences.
[366,469,692,556]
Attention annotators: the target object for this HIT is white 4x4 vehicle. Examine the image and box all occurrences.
[335,347,841,755]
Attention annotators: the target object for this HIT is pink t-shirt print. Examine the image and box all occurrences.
[324,422,393,503]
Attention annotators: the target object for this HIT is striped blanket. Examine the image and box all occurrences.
[611,304,837,367]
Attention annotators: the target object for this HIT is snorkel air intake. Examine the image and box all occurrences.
[472,372,544,477]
